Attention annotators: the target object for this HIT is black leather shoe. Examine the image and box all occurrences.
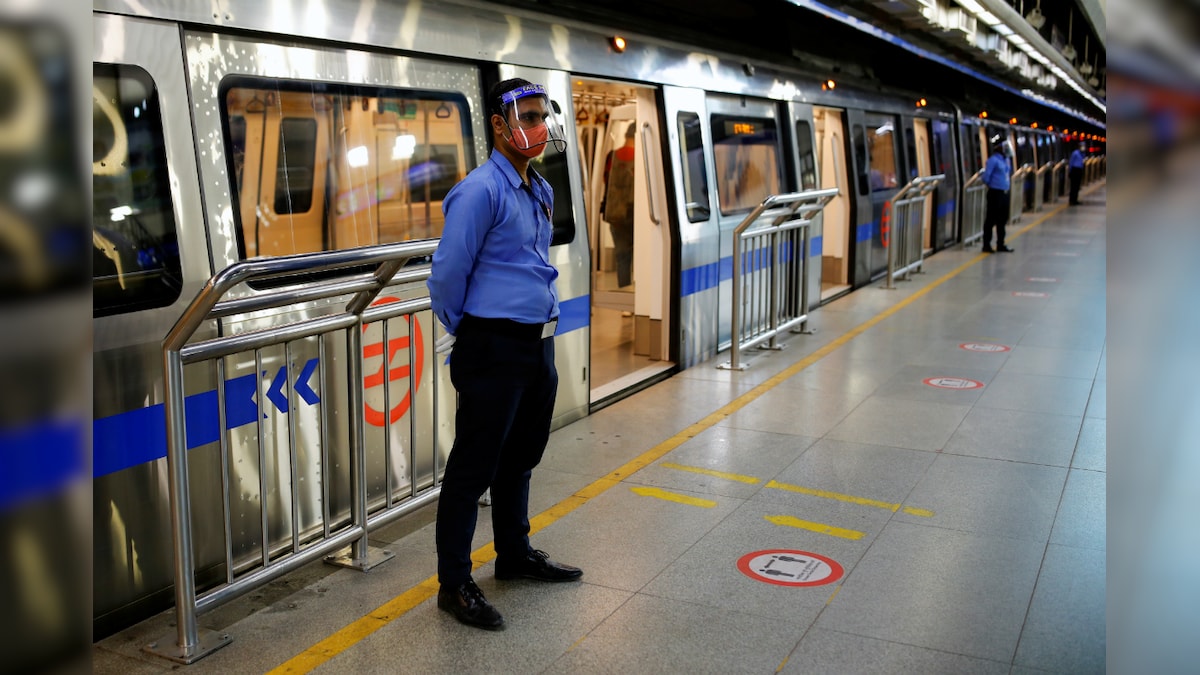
[495,549,583,582]
[981,246,994,253]
[998,246,1014,252]
[437,579,504,630]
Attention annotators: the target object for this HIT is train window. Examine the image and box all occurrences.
[864,114,899,192]
[904,127,918,181]
[275,118,318,214]
[221,79,474,258]
[961,123,982,175]
[528,139,575,246]
[677,112,710,222]
[92,63,183,317]
[710,115,780,215]
[852,124,869,195]
[794,120,817,191]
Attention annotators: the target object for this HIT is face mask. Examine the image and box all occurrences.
[509,123,548,158]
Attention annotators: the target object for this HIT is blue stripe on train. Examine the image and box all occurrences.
[680,238,824,298]
[0,420,84,511]
[93,301,593,478]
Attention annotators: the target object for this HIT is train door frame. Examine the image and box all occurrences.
[571,76,677,403]
[497,65,592,424]
[811,105,853,301]
[786,102,823,310]
[706,94,787,350]
[92,13,215,635]
[846,109,904,285]
[661,86,718,368]
[910,117,936,251]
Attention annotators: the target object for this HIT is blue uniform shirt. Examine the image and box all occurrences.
[1069,148,1085,169]
[981,152,1011,192]
[428,150,559,335]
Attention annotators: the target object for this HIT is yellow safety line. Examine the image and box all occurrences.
[630,486,718,508]
[269,202,1069,674]
[764,515,865,540]
[765,479,934,517]
[659,461,761,484]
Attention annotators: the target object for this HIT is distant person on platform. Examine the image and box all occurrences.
[981,138,1014,253]
[602,123,637,288]
[427,78,582,632]
[1068,142,1085,205]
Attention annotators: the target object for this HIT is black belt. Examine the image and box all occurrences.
[460,314,558,340]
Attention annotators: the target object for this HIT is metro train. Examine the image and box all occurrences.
[89,0,1103,635]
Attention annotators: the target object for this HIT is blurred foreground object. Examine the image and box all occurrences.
[0,0,90,673]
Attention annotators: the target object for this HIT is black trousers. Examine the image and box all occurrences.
[435,317,558,587]
[1068,167,1083,204]
[983,187,1009,248]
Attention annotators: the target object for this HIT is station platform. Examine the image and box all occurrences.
[95,185,1106,674]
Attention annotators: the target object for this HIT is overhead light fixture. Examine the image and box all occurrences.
[1061,12,1077,61]
[822,79,836,91]
[610,36,627,53]
[1025,0,1045,29]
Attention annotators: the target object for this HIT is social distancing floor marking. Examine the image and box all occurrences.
[629,486,718,508]
[764,515,865,540]
[268,200,1073,674]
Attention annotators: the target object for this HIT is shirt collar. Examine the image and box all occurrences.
[489,150,546,192]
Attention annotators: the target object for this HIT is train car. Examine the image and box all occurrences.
[90,0,1102,636]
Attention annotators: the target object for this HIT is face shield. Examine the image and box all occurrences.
[495,83,568,155]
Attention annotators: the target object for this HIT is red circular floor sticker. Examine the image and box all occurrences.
[737,549,843,587]
[959,342,1011,353]
[923,376,984,390]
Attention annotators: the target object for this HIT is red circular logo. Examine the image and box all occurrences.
[362,296,424,426]
[736,549,844,587]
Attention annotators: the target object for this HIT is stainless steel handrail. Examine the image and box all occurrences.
[884,174,944,289]
[718,187,838,371]
[641,123,661,226]
[153,239,439,664]
[961,169,986,247]
[1033,163,1051,212]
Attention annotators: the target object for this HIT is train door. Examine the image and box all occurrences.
[787,103,822,310]
[570,77,675,403]
[812,106,852,300]
[92,14,214,634]
[847,110,902,284]
[912,118,935,251]
[930,119,957,247]
[707,95,785,349]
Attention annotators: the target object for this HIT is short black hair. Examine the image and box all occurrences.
[488,77,533,116]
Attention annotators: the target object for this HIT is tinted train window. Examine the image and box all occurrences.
[794,120,817,191]
[528,140,575,246]
[961,123,982,175]
[677,112,710,222]
[92,63,183,317]
[864,113,899,192]
[710,115,780,215]
[852,124,869,195]
[221,80,474,258]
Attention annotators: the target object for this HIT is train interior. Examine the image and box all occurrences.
[572,78,675,403]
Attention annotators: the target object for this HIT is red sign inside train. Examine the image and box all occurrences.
[362,296,425,426]
[737,549,843,587]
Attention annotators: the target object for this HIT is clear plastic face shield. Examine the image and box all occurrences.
[989,134,1014,158]
[495,83,568,157]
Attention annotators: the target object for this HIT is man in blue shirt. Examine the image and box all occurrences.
[427,78,582,631]
[1068,142,1085,205]
[981,138,1014,253]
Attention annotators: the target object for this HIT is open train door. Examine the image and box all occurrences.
[812,106,852,300]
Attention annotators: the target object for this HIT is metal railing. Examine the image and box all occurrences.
[1051,160,1067,201]
[1032,163,1050,212]
[961,169,986,246]
[1009,164,1032,224]
[148,240,441,664]
[718,187,838,371]
[884,174,944,289]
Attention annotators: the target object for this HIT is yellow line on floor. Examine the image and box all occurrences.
[764,515,865,540]
[630,486,718,507]
[659,461,761,484]
[765,479,934,517]
[269,203,1067,674]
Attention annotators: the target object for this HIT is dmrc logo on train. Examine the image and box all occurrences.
[361,296,425,426]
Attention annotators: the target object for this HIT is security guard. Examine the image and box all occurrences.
[427,78,582,632]
[1068,142,1085,205]
[981,137,1014,253]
